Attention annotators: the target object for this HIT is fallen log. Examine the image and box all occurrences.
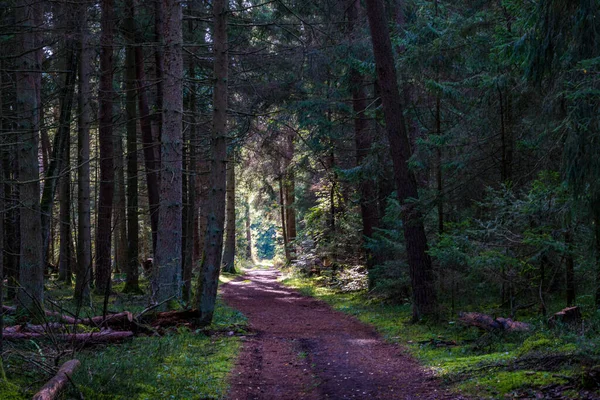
[143,309,200,328]
[32,359,80,400]
[3,329,134,345]
[458,312,531,332]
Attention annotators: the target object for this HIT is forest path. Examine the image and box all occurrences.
[221,267,459,400]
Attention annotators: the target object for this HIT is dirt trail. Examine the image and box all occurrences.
[222,268,461,400]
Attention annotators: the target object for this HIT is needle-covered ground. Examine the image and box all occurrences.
[222,267,462,400]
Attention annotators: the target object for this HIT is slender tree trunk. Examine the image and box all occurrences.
[222,156,236,273]
[196,0,228,325]
[284,133,296,258]
[0,64,5,353]
[154,0,164,147]
[40,17,78,268]
[348,0,380,272]
[435,97,444,235]
[114,133,127,275]
[124,2,141,294]
[58,133,71,284]
[594,202,600,307]
[134,44,160,255]
[365,0,438,320]
[75,2,92,306]
[95,0,116,295]
[197,157,210,263]
[16,0,44,315]
[152,0,183,307]
[279,176,290,262]
[182,45,197,302]
[565,227,575,306]
[245,196,252,260]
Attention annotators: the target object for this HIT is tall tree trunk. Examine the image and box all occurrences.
[279,176,290,262]
[95,0,116,295]
[114,133,127,275]
[348,0,380,272]
[134,43,160,255]
[565,226,575,307]
[152,0,183,307]
[58,133,71,284]
[196,0,228,325]
[284,132,296,258]
[245,196,252,260]
[183,45,198,302]
[0,61,5,352]
[154,0,164,148]
[594,201,600,308]
[365,0,438,321]
[75,1,92,306]
[222,156,236,273]
[16,0,44,315]
[197,156,210,263]
[40,13,78,268]
[124,1,141,294]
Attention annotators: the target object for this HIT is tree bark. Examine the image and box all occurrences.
[245,196,252,260]
[58,132,71,284]
[565,226,575,307]
[75,1,92,306]
[365,0,438,320]
[152,0,183,307]
[222,155,236,273]
[183,36,198,302]
[134,41,160,255]
[95,0,116,295]
[32,359,81,400]
[284,132,296,258]
[124,1,141,294]
[279,176,290,262]
[40,16,78,268]
[113,133,127,275]
[348,0,380,271]
[16,0,44,316]
[196,0,229,325]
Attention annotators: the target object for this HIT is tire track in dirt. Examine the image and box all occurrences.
[222,268,461,400]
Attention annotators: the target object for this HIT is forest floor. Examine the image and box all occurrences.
[221,266,463,400]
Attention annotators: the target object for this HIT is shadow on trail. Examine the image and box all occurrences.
[222,268,462,400]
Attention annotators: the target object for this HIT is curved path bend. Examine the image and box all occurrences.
[222,268,461,400]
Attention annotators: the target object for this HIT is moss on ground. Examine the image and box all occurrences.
[280,274,598,399]
[2,276,247,400]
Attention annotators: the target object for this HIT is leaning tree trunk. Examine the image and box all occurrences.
[123,0,141,294]
[365,0,438,321]
[222,155,236,273]
[152,0,183,307]
[16,0,44,317]
[95,0,116,295]
[75,1,92,306]
[196,0,228,325]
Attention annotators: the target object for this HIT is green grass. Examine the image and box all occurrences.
[280,274,595,399]
[70,319,241,399]
[2,276,247,400]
